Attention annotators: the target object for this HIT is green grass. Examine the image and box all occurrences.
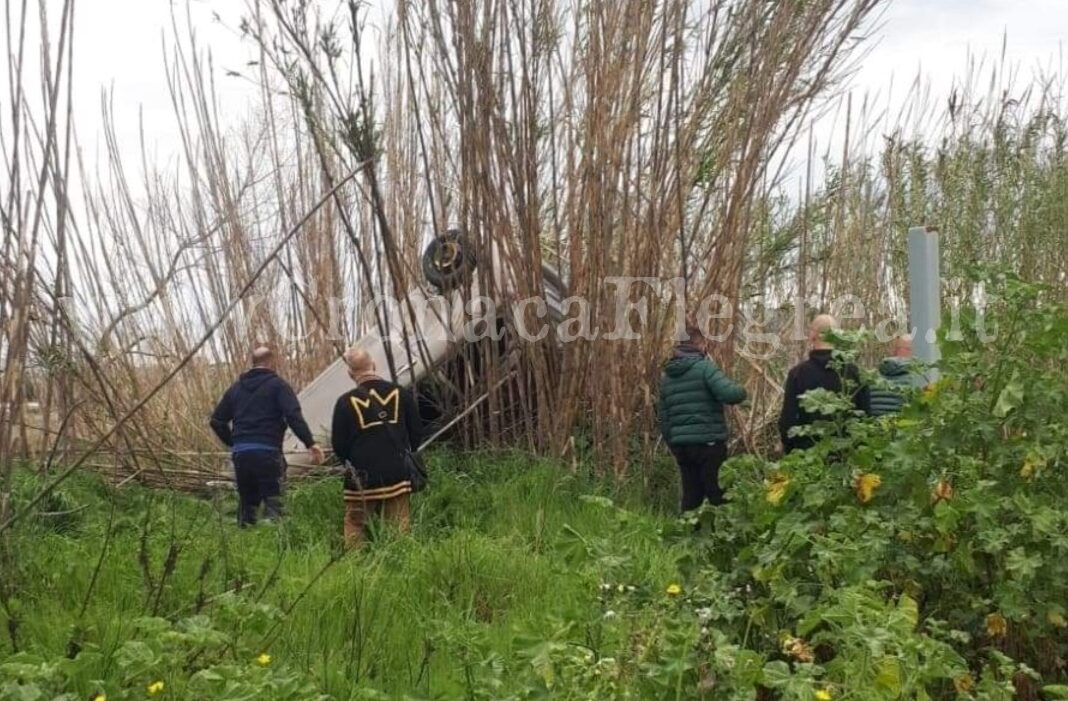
[2,450,683,698]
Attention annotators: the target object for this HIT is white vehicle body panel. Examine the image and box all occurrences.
[285,248,567,452]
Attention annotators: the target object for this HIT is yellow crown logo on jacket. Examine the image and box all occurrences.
[350,388,400,428]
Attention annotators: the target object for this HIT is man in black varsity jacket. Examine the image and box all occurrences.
[331,347,422,549]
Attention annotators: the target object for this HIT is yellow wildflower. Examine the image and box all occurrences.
[147,681,165,695]
[953,674,974,694]
[815,689,833,701]
[854,473,882,504]
[765,473,791,505]
[1047,611,1067,629]
[665,583,682,597]
[92,695,106,701]
[985,612,1008,639]
[256,652,272,667]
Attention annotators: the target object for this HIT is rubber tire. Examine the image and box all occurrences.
[422,229,476,291]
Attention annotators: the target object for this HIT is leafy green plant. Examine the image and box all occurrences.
[2,277,1065,699]
[676,272,1068,699]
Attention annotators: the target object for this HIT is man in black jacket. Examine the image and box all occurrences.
[331,348,422,549]
[779,315,870,454]
[210,347,323,526]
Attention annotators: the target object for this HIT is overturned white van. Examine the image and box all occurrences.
[285,231,568,453]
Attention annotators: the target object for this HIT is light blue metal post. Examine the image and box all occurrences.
[907,226,941,378]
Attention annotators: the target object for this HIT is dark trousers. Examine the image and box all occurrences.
[232,451,285,526]
[783,434,816,454]
[670,442,728,511]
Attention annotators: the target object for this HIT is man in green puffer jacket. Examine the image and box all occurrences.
[658,325,747,512]
[869,335,922,417]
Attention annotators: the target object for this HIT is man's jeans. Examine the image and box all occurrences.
[232,450,285,526]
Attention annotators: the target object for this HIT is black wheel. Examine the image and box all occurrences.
[422,229,476,291]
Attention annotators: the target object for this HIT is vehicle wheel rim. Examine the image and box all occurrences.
[433,240,461,271]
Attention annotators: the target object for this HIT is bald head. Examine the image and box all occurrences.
[251,346,275,369]
[890,334,913,358]
[343,347,376,380]
[808,314,838,350]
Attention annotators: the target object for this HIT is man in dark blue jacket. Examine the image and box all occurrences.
[210,347,323,526]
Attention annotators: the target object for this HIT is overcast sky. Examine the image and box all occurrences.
[19,0,1068,174]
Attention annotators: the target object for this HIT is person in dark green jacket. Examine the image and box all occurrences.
[869,335,922,417]
[658,325,747,511]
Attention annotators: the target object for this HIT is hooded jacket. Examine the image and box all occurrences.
[658,343,747,446]
[209,368,315,451]
[778,349,870,453]
[869,357,918,417]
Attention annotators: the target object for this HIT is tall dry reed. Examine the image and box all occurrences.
[8,0,1067,506]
